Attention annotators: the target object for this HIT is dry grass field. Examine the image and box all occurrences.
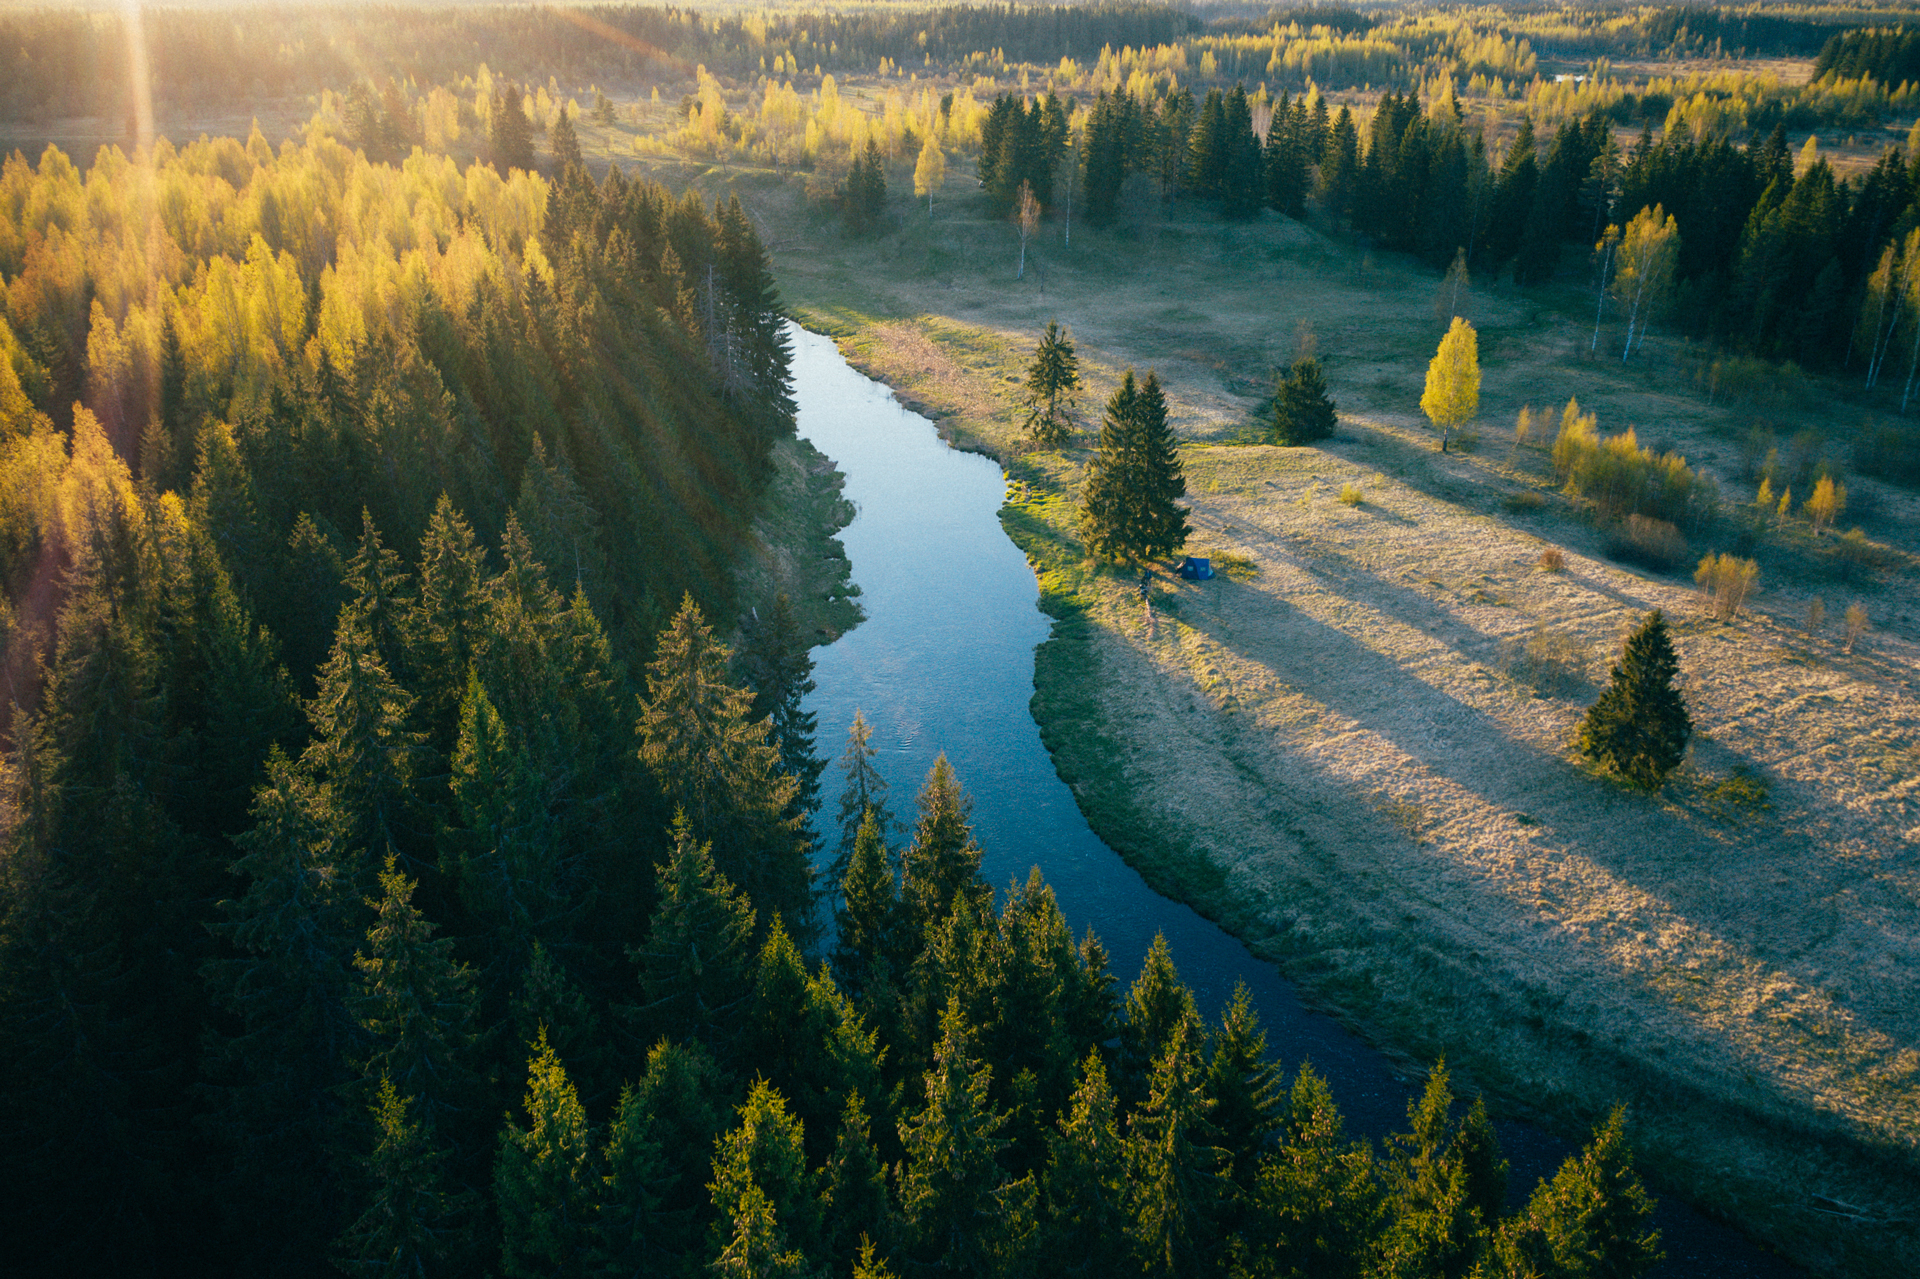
[665,154,1920,1274]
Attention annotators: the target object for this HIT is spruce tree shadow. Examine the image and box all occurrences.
[1162,571,1916,1056]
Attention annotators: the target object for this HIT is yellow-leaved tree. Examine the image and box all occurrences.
[914,133,945,215]
[1420,316,1479,453]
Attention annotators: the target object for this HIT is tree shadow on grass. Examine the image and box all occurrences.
[1159,569,1917,1062]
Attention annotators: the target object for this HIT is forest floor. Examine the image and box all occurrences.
[641,149,1919,1274]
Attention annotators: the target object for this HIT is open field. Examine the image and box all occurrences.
[634,155,1920,1274]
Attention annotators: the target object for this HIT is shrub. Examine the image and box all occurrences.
[1834,527,1886,581]
[1805,596,1825,632]
[1338,481,1363,506]
[1499,625,1592,697]
[1504,490,1546,514]
[1538,546,1566,572]
[1554,401,1717,529]
[1694,553,1759,622]
[1605,515,1688,573]
[1577,610,1691,789]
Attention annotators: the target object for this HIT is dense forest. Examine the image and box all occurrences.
[0,102,1675,1279]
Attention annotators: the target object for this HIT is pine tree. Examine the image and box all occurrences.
[1079,370,1190,566]
[627,813,757,1050]
[495,1030,597,1279]
[1021,321,1081,448]
[1576,610,1691,788]
[1269,356,1337,445]
[1319,107,1359,222]
[1420,317,1480,454]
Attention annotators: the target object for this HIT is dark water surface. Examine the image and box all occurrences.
[789,326,1799,1277]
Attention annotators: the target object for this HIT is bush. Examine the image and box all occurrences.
[1338,481,1363,506]
[1554,402,1718,529]
[1694,553,1759,621]
[1605,515,1688,573]
[1504,490,1546,514]
[1844,602,1870,651]
[1577,610,1692,789]
[1833,527,1887,581]
[1499,625,1592,697]
[1538,546,1566,572]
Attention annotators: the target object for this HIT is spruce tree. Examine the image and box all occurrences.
[591,1082,672,1277]
[901,754,986,935]
[627,813,757,1050]
[709,1080,823,1266]
[1120,932,1203,1098]
[1204,983,1284,1204]
[833,709,896,873]
[1079,370,1190,566]
[637,594,809,923]
[1021,321,1081,448]
[1041,1050,1130,1275]
[335,1076,475,1278]
[490,84,536,175]
[348,856,479,1142]
[834,810,900,1002]
[1233,1065,1380,1279]
[897,999,1012,1275]
[822,1092,895,1267]
[1576,610,1691,788]
[1489,1108,1661,1279]
[1270,356,1338,445]
[1125,1020,1226,1275]
[494,1030,596,1279]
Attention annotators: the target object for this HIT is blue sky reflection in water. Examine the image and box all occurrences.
[788,324,1799,1278]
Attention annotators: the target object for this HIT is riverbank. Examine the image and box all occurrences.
[747,175,1920,1277]
[735,431,864,645]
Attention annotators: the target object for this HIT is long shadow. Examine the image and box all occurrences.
[1164,567,1919,1067]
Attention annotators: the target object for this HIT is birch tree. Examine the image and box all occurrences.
[914,134,945,216]
[1610,206,1679,361]
[1420,317,1480,453]
[1015,181,1040,279]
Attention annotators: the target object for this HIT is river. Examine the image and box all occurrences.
[788,324,1798,1277]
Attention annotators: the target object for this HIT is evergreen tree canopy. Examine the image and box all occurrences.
[1022,321,1082,448]
[1270,356,1338,445]
[1577,610,1691,788]
[1079,370,1190,566]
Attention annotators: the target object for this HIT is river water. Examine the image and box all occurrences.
[789,325,1798,1277]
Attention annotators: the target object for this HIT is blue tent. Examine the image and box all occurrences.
[1178,556,1214,580]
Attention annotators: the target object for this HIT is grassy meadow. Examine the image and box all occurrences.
[620,139,1920,1276]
